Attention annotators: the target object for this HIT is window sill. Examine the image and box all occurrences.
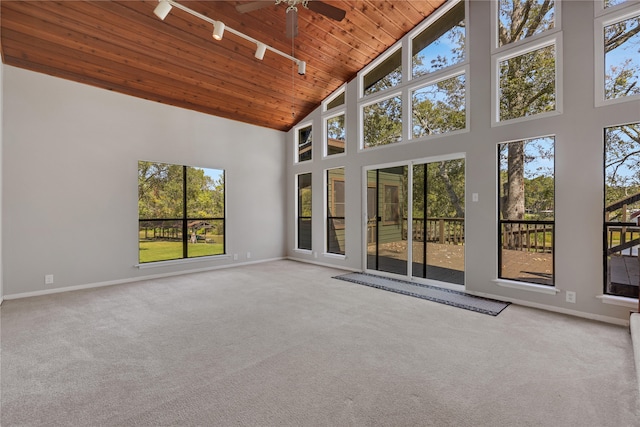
[323,252,346,260]
[323,151,347,160]
[596,294,638,309]
[294,249,313,255]
[135,254,230,269]
[493,279,559,295]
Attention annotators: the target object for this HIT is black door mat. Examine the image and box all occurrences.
[333,272,510,316]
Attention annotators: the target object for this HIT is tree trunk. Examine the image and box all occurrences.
[438,162,465,218]
[505,141,525,220]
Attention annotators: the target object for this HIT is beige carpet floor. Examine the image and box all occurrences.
[1,260,638,426]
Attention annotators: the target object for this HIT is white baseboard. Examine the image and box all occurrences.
[284,260,630,325]
[5,258,629,327]
[467,290,630,326]
[286,256,359,272]
[3,257,285,301]
[630,314,640,396]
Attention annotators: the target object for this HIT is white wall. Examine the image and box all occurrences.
[0,61,3,304]
[2,66,286,297]
[287,1,640,322]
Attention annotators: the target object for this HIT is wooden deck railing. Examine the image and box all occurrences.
[403,217,465,245]
[500,220,554,253]
[606,224,640,256]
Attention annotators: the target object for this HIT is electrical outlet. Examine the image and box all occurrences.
[45,274,54,285]
[566,291,576,303]
[233,254,238,260]
[246,252,251,259]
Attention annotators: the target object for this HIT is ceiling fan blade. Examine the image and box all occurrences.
[307,1,346,21]
[236,1,272,14]
[286,9,298,38]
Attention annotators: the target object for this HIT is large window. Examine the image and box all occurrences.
[604,122,640,298]
[359,0,467,147]
[596,5,640,104]
[498,137,555,285]
[493,0,561,124]
[297,173,312,251]
[326,168,345,255]
[138,162,225,263]
[408,0,467,140]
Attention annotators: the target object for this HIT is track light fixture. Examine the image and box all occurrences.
[297,60,306,75]
[255,42,267,60]
[212,21,225,41]
[153,0,172,20]
[152,0,306,74]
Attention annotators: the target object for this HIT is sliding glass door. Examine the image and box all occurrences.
[366,157,465,286]
[366,166,408,275]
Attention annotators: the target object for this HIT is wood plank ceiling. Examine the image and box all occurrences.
[1,0,445,131]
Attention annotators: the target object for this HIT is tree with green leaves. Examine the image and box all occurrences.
[500,1,639,219]
[139,163,223,218]
[602,11,640,211]
[605,124,640,213]
[604,11,640,99]
[412,75,466,138]
[412,160,465,220]
[363,96,402,148]
[138,162,184,219]
[498,0,555,220]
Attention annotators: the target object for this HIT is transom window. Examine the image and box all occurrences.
[604,10,640,101]
[297,124,312,163]
[595,3,640,105]
[412,0,466,78]
[362,95,402,149]
[362,49,402,97]
[498,42,557,121]
[605,0,631,9]
[497,0,555,48]
[326,90,345,111]
[359,0,468,147]
[493,0,561,124]
[411,72,466,138]
[326,113,346,156]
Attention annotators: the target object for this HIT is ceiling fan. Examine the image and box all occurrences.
[236,0,346,38]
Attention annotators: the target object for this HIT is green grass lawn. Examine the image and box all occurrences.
[139,240,224,263]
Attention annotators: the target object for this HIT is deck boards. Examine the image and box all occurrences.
[368,242,639,296]
[609,256,639,286]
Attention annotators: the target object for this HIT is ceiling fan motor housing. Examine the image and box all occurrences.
[276,0,310,13]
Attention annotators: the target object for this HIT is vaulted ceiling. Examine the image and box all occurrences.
[1,0,446,131]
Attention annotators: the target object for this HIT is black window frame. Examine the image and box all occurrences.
[138,162,225,263]
[297,173,312,251]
